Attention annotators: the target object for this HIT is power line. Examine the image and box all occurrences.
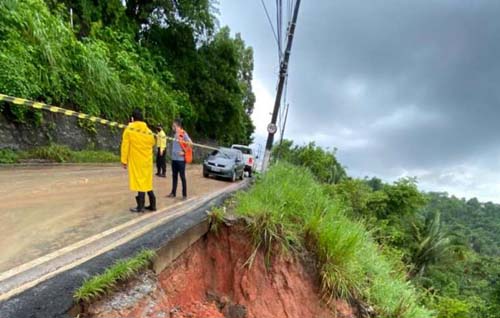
[277,0,283,59]
[279,102,290,145]
[277,73,288,136]
[260,0,281,59]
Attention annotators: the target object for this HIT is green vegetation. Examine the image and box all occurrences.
[0,0,254,144]
[272,140,347,184]
[74,249,155,303]
[235,163,431,318]
[0,145,119,163]
[69,149,120,163]
[0,148,19,163]
[264,142,499,317]
[328,177,500,317]
[419,193,500,318]
[24,144,74,162]
[207,206,226,234]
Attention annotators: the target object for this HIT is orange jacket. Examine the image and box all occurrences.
[177,128,193,164]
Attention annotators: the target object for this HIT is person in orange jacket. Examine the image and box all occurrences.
[121,109,156,212]
[167,118,192,200]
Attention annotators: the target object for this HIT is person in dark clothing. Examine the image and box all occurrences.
[167,118,191,200]
[155,124,167,177]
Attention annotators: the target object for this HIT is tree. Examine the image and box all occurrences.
[410,212,450,277]
[125,0,215,37]
[188,26,255,144]
[2,0,255,144]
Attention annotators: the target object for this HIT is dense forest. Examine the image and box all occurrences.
[274,140,500,318]
[0,0,255,144]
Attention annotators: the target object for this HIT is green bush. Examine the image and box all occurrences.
[71,150,119,163]
[235,163,432,318]
[434,297,470,318]
[0,148,19,163]
[25,144,73,162]
[16,144,119,163]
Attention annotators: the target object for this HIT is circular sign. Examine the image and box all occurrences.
[267,123,278,134]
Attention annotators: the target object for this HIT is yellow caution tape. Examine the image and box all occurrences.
[0,93,218,151]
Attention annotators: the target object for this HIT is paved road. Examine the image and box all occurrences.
[0,164,233,273]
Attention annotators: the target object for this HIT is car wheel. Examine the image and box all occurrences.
[231,170,236,182]
[203,171,209,178]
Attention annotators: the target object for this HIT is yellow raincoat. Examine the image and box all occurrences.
[121,121,155,192]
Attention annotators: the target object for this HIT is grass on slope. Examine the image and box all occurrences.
[74,250,155,303]
[235,163,432,318]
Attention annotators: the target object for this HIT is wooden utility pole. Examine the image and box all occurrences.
[262,0,301,171]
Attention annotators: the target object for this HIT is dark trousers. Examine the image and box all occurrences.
[156,150,166,175]
[171,160,187,197]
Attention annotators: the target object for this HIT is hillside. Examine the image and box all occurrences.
[419,193,500,317]
[424,192,500,257]
[83,163,432,318]
[0,0,254,145]
[272,140,500,317]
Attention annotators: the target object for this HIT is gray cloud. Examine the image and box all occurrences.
[220,1,500,202]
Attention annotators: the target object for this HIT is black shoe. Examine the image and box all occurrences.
[145,192,157,211]
[160,174,166,178]
[155,172,160,176]
[166,193,176,198]
[182,196,187,201]
[130,195,145,213]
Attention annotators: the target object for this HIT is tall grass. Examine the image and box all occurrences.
[235,163,433,318]
[74,249,155,303]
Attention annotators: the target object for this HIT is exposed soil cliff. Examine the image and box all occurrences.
[86,225,356,318]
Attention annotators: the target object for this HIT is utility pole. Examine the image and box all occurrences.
[262,0,301,171]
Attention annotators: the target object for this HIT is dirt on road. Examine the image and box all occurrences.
[0,164,234,273]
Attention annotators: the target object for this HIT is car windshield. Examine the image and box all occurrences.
[212,149,237,159]
[232,146,251,155]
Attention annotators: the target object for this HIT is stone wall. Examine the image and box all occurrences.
[0,113,218,160]
[0,113,122,152]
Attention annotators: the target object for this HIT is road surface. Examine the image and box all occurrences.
[0,164,234,273]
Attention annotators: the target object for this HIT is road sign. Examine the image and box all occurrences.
[267,123,278,134]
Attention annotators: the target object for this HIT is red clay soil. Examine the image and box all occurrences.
[87,225,357,318]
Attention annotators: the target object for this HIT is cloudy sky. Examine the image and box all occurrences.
[218,0,500,203]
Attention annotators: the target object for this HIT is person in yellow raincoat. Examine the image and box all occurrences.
[121,109,156,213]
[155,124,167,177]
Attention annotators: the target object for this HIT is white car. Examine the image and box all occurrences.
[231,144,256,177]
